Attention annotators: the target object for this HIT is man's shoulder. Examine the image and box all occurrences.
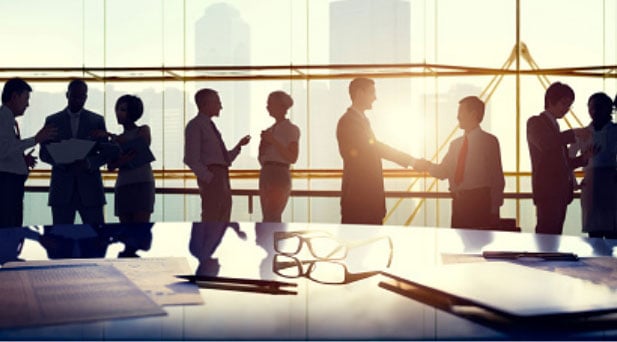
[46,110,67,120]
[526,112,545,125]
[82,109,104,119]
[185,114,206,132]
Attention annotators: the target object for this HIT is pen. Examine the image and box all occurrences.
[176,274,297,288]
[482,251,579,261]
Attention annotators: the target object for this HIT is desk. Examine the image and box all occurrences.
[0,221,616,340]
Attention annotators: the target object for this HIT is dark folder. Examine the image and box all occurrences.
[381,261,617,320]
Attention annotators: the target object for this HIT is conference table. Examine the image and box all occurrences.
[0,221,616,340]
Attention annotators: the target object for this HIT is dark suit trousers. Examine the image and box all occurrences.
[52,187,104,226]
[198,166,232,222]
[535,200,567,235]
[451,187,493,229]
[0,172,27,228]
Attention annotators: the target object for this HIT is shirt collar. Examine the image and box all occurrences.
[67,108,82,118]
[542,111,559,129]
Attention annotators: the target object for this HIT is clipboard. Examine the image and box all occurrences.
[380,261,617,331]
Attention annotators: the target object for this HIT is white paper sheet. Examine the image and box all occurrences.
[45,138,96,164]
[0,264,165,329]
[5,257,203,306]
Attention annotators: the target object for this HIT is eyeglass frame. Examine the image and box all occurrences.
[273,230,393,266]
[272,254,380,285]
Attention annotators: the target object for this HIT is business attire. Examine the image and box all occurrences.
[336,107,412,225]
[40,108,114,226]
[569,123,617,237]
[184,113,241,222]
[113,126,155,218]
[428,127,505,229]
[258,118,300,222]
[527,111,586,235]
[0,105,36,228]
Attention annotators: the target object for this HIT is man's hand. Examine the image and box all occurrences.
[413,158,431,172]
[24,149,37,169]
[239,134,251,146]
[34,125,57,144]
[573,127,592,143]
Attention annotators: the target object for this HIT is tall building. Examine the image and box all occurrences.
[328,0,412,160]
[195,3,251,167]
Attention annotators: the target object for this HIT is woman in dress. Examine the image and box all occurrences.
[258,91,300,222]
[108,95,155,223]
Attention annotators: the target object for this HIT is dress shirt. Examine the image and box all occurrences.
[0,105,36,175]
[258,118,300,165]
[68,109,81,137]
[428,126,505,213]
[184,113,241,182]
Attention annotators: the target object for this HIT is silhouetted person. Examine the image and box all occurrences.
[414,96,504,229]
[527,82,590,235]
[184,88,251,222]
[0,78,56,228]
[336,78,415,225]
[569,92,617,239]
[258,91,300,222]
[41,79,118,226]
[105,95,155,224]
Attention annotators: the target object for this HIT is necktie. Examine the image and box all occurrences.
[454,135,468,185]
[211,121,231,166]
[14,120,20,139]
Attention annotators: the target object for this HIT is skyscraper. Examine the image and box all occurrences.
[195,3,251,167]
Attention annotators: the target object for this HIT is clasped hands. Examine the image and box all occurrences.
[411,158,432,172]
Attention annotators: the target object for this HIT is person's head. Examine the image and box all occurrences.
[349,78,376,111]
[1,77,32,117]
[457,96,485,131]
[267,91,293,120]
[195,88,222,117]
[115,94,144,125]
[544,82,574,119]
[66,79,88,113]
[587,92,614,128]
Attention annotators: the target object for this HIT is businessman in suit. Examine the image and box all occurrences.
[414,96,505,229]
[40,79,118,226]
[336,78,416,225]
[527,82,590,235]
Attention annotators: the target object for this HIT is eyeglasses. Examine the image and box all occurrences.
[272,254,379,285]
[273,230,393,266]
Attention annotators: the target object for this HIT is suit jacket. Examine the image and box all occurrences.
[526,111,585,205]
[40,109,114,207]
[336,108,410,222]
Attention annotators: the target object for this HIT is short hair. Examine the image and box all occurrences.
[544,82,574,109]
[116,94,144,122]
[588,92,614,117]
[348,78,375,100]
[268,91,294,110]
[194,88,218,106]
[2,77,32,103]
[67,78,87,92]
[459,96,485,122]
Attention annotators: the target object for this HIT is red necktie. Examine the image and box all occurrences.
[454,135,468,185]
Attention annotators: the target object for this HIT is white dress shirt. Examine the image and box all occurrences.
[0,105,36,175]
[258,118,300,165]
[184,113,241,182]
[428,126,505,214]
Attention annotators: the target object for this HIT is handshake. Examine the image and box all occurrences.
[408,157,432,172]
